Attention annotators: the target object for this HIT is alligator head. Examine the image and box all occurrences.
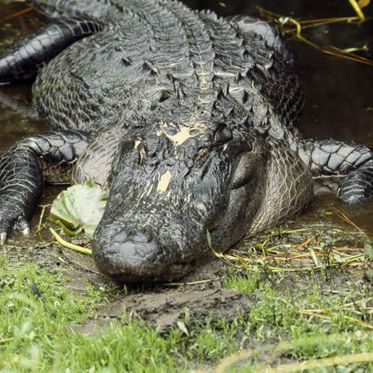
[91,118,276,283]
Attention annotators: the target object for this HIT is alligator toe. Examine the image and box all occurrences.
[0,207,31,244]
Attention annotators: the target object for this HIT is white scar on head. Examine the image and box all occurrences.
[161,122,208,145]
[157,170,172,193]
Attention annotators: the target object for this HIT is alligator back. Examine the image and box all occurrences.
[31,0,304,139]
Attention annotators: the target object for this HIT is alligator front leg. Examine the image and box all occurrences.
[0,17,103,84]
[0,131,88,243]
[294,139,373,203]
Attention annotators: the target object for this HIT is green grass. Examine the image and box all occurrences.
[228,274,372,336]
[220,223,373,371]
[0,255,243,372]
[0,223,372,372]
[0,256,175,372]
[221,273,373,372]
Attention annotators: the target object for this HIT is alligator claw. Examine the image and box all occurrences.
[16,216,31,234]
[0,198,32,243]
[0,213,31,243]
[22,226,31,237]
[0,232,7,245]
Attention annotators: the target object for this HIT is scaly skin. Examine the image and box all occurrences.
[0,17,104,83]
[0,0,372,283]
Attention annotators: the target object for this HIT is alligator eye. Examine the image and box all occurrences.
[231,153,255,189]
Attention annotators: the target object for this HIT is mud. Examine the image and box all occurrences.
[76,286,254,335]
[98,264,254,333]
[3,236,255,334]
[4,212,371,337]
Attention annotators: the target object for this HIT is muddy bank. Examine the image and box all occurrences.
[3,211,371,337]
[3,236,253,330]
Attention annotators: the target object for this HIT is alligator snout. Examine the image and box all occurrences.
[93,227,193,283]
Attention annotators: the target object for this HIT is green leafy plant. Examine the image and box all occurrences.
[49,181,108,238]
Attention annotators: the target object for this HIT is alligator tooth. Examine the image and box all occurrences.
[0,232,7,245]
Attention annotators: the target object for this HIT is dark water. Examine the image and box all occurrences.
[0,0,372,231]
[0,1,47,149]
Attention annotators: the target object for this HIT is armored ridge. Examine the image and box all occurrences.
[0,0,372,283]
[32,0,301,136]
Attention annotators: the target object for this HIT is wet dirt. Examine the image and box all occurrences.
[4,216,370,335]
[0,1,372,333]
[4,236,256,333]
[78,286,254,335]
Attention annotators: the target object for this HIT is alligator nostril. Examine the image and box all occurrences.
[133,232,150,243]
[106,237,160,265]
[111,231,128,244]
[108,231,152,247]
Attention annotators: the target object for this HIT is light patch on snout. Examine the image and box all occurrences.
[160,122,208,145]
[157,170,172,193]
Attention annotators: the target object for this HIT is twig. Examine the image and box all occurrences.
[66,257,103,277]
[50,228,92,255]
[348,0,366,21]
[164,279,213,287]
[36,204,51,233]
[256,4,373,66]
[4,7,33,21]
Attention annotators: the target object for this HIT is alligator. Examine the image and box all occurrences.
[0,0,372,283]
